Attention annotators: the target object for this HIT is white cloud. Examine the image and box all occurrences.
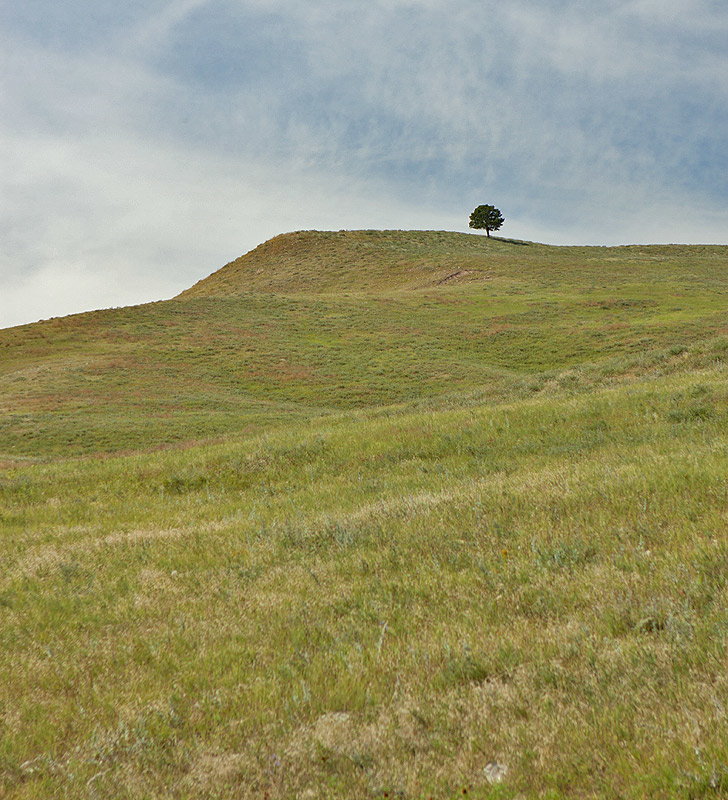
[127,0,216,54]
[0,124,468,328]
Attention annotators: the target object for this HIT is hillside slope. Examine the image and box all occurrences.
[2,231,728,798]
[179,229,728,296]
[1,231,727,459]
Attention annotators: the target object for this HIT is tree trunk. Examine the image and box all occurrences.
[486,229,490,237]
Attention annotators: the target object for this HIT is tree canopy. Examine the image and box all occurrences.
[469,205,504,237]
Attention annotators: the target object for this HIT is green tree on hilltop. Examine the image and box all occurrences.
[469,204,504,237]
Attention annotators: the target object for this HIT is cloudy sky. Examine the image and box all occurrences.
[2,0,727,328]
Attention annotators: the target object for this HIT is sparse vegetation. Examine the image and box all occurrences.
[1,230,728,798]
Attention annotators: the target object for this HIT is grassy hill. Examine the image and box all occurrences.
[2,231,728,798]
[2,231,727,460]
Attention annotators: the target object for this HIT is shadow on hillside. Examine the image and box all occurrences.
[492,237,532,246]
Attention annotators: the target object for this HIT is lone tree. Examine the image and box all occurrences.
[469,204,504,237]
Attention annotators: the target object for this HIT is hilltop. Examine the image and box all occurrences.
[180,229,728,296]
[178,229,534,295]
[2,231,728,798]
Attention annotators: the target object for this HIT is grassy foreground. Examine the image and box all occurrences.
[1,231,728,798]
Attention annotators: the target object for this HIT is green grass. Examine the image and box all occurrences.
[1,231,728,798]
[2,232,727,459]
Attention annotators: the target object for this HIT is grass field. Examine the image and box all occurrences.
[1,230,728,798]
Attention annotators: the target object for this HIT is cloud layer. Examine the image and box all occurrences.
[2,0,727,327]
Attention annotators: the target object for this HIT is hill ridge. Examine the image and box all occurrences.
[177,228,728,298]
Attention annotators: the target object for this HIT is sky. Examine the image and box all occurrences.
[2,0,727,329]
